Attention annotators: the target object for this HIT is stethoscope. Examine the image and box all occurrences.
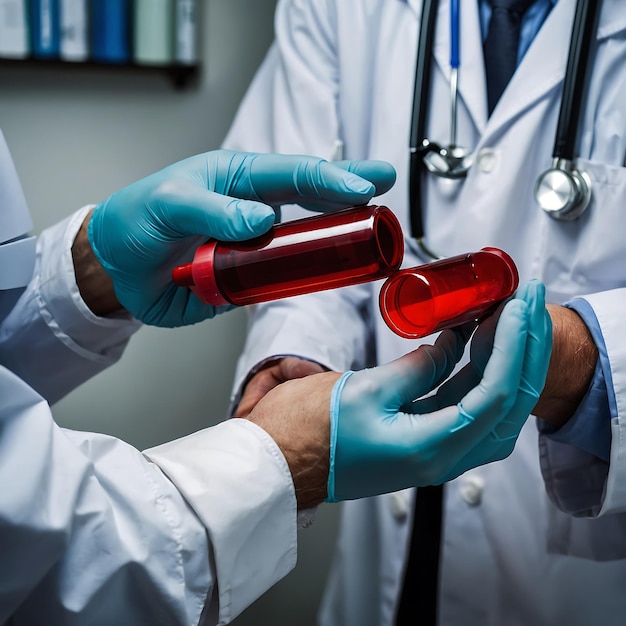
[409,0,601,260]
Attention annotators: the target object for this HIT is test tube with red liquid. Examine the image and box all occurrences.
[379,247,519,339]
[172,205,404,306]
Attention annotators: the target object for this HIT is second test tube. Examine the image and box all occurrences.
[379,247,519,338]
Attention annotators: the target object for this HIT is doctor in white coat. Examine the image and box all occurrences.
[224,0,626,624]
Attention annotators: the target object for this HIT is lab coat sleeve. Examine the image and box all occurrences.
[145,419,298,624]
[223,0,374,404]
[222,0,342,160]
[1,366,297,625]
[539,288,626,518]
[0,206,141,405]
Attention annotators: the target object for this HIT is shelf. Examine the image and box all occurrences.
[0,57,200,89]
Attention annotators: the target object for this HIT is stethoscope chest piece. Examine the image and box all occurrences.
[408,0,600,251]
[534,158,591,221]
[420,139,473,179]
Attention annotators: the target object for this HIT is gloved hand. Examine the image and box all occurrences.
[411,280,554,482]
[87,150,396,327]
[327,280,552,502]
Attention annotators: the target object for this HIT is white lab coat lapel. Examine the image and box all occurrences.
[404,0,421,16]
[457,0,488,130]
[494,0,626,131]
[401,0,626,138]
[431,0,488,134]
[596,0,626,40]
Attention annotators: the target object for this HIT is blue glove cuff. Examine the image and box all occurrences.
[86,205,107,268]
[326,370,355,504]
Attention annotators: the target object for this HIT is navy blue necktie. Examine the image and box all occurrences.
[484,0,536,114]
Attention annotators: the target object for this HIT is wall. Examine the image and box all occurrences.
[0,1,339,624]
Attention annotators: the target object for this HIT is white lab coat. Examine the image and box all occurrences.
[0,204,298,624]
[223,0,626,623]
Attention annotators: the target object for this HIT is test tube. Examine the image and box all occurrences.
[379,247,519,339]
[172,204,404,306]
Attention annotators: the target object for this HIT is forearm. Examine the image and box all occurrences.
[533,304,598,427]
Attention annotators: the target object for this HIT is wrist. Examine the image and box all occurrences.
[259,407,330,511]
[71,210,122,317]
[534,304,598,427]
[245,372,338,510]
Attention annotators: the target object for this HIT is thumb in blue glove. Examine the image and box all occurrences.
[327,279,552,502]
[87,150,396,327]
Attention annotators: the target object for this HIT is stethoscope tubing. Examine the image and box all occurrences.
[449,0,460,147]
[409,0,601,249]
[552,0,601,160]
[408,0,439,242]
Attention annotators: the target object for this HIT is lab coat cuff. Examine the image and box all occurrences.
[538,431,609,517]
[37,206,141,362]
[143,419,298,624]
[536,360,611,462]
[540,290,626,516]
[572,291,626,515]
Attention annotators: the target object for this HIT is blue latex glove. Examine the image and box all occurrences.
[327,280,552,502]
[88,150,396,327]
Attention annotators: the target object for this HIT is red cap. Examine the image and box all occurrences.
[171,241,230,306]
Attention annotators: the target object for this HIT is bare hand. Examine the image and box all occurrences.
[245,370,341,509]
[234,357,328,417]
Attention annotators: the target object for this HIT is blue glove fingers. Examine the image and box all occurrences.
[435,282,552,481]
[154,178,276,242]
[246,153,390,210]
[405,320,479,413]
[297,159,396,212]
[517,280,552,401]
[328,283,550,501]
[361,327,469,408]
[454,298,530,436]
[410,362,480,414]
[490,280,552,441]
[423,302,530,482]
[332,160,397,196]
[435,441,511,484]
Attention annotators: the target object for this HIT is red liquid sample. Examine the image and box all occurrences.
[172,205,404,306]
[379,247,519,339]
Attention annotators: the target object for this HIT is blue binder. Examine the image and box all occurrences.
[90,0,130,63]
[30,0,60,59]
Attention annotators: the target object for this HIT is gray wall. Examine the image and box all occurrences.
[0,1,339,624]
